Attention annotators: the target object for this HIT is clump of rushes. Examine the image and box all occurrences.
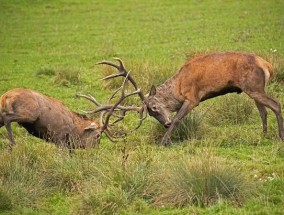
[35,68,56,76]
[147,110,205,145]
[152,153,255,207]
[0,142,59,207]
[36,67,81,86]
[172,110,205,141]
[53,68,81,86]
[76,148,154,214]
[0,189,12,212]
[146,121,166,145]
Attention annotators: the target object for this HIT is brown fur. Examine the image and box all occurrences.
[0,88,101,150]
[173,52,271,103]
[145,52,283,145]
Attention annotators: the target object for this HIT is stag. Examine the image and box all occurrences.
[0,88,114,150]
[97,53,284,146]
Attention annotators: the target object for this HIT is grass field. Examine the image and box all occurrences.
[0,0,284,214]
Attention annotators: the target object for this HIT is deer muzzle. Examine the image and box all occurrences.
[164,121,171,128]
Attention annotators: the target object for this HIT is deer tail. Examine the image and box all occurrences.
[256,56,274,84]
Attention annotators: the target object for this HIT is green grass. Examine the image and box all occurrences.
[1,0,284,214]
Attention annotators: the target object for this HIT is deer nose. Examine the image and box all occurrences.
[164,121,171,128]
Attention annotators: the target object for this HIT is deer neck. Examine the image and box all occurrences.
[72,112,89,129]
[156,76,182,112]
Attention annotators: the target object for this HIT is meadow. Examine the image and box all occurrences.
[0,0,284,214]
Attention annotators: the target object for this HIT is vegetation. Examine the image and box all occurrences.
[0,0,284,214]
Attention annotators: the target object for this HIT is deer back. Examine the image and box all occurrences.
[173,52,273,102]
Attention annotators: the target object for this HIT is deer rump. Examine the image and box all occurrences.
[0,88,100,149]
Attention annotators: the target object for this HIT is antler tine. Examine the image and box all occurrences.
[110,109,127,125]
[108,86,122,103]
[134,105,148,129]
[107,105,147,130]
[110,104,147,127]
[86,106,112,114]
[100,73,130,131]
[77,92,137,115]
[96,61,120,70]
[102,73,124,81]
[97,58,127,81]
[113,57,126,70]
[97,58,145,101]
[77,94,112,114]
[99,110,127,141]
[100,74,144,137]
[76,94,101,106]
[98,111,117,142]
[96,58,127,73]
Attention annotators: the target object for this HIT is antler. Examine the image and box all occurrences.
[77,60,148,142]
[96,58,148,129]
[96,58,146,101]
[99,72,144,131]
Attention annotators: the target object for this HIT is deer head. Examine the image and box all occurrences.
[144,85,172,128]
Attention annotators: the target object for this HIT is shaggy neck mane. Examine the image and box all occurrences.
[75,112,88,118]
[156,75,182,112]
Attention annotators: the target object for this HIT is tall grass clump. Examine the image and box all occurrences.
[152,153,255,207]
[146,121,167,145]
[53,67,81,86]
[79,186,129,215]
[172,110,206,142]
[35,68,56,77]
[0,141,92,210]
[43,155,85,193]
[0,189,12,212]
[36,67,81,87]
[147,110,205,145]
[76,146,155,214]
[0,142,58,208]
[207,94,255,126]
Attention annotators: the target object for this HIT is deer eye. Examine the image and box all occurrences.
[151,105,158,111]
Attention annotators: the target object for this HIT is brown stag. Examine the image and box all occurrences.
[97,53,284,146]
[0,88,112,150]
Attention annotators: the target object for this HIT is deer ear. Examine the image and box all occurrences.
[149,85,156,96]
[84,122,99,131]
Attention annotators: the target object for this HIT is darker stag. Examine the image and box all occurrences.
[97,53,284,146]
[0,88,113,150]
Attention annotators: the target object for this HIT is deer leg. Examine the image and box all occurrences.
[254,101,268,134]
[3,119,15,150]
[160,100,193,146]
[0,114,3,128]
[247,92,284,140]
